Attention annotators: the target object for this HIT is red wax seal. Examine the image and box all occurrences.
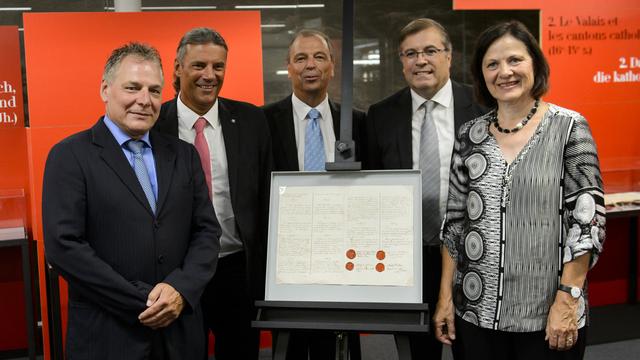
[346,249,356,259]
[376,250,386,260]
[345,262,354,271]
[375,263,385,272]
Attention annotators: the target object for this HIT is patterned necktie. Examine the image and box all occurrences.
[304,108,325,171]
[419,100,441,246]
[126,140,156,213]
[194,117,213,198]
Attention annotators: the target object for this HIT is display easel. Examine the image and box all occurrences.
[253,301,428,360]
[258,2,427,359]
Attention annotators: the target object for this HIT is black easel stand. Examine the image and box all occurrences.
[253,301,429,360]
[325,0,360,172]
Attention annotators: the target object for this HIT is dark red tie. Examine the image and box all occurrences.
[194,117,212,198]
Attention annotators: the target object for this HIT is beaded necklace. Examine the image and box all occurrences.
[492,99,540,134]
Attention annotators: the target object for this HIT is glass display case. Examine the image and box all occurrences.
[0,188,26,241]
[602,157,640,212]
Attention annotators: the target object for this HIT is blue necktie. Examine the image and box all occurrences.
[126,140,156,213]
[419,100,441,246]
[304,108,325,171]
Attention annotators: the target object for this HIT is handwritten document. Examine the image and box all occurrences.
[276,185,414,286]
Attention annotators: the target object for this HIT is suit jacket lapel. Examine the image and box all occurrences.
[278,96,300,170]
[219,99,239,204]
[397,88,413,168]
[151,131,176,215]
[92,118,155,216]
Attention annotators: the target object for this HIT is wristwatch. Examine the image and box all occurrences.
[558,284,583,299]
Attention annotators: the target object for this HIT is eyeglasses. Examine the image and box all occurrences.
[399,47,449,60]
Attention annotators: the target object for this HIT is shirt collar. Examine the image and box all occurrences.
[176,93,220,130]
[291,92,330,121]
[103,115,152,148]
[410,78,453,114]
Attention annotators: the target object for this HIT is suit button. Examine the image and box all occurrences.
[158,255,164,264]
[153,221,160,229]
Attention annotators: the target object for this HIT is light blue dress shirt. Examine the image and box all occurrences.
[103,116,158,199]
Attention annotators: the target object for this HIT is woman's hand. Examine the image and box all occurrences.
[545,291,579,351]
[433,297,456,345]
[546,253,590,351]
[435,247,458,345]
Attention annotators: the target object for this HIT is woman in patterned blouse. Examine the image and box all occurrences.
[432,21,605,360]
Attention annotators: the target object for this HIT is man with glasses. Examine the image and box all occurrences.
[364,18,486,359]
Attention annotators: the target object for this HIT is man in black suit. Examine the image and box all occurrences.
[43,43,221,359]
[264,29,366,172]
[263,29,364,360]
[365,19,486,360]
[153,28,272,360]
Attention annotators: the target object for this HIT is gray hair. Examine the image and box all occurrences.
[102,42,163,84]
[173,27,228,93]
[287,29,335,63]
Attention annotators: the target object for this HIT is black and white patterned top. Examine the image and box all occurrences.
[442,103,606,332]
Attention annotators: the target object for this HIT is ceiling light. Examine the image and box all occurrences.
[354,59,380,65]
[142,6,217,10]
[103,6,218,11]
[235,4,324,9]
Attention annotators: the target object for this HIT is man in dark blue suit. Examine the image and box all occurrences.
[154,28,273,360]
[365,18,487,360]
[43,43,221,359]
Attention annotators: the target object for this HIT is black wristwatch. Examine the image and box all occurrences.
[558,284,582,299]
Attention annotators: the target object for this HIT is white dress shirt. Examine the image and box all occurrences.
[291,93,336,170]
[176,95,243,257]
[410,79,455,216]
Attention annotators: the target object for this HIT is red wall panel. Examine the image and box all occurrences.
[0,25,29,350]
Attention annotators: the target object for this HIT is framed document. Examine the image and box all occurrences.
[264,170,422,303]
